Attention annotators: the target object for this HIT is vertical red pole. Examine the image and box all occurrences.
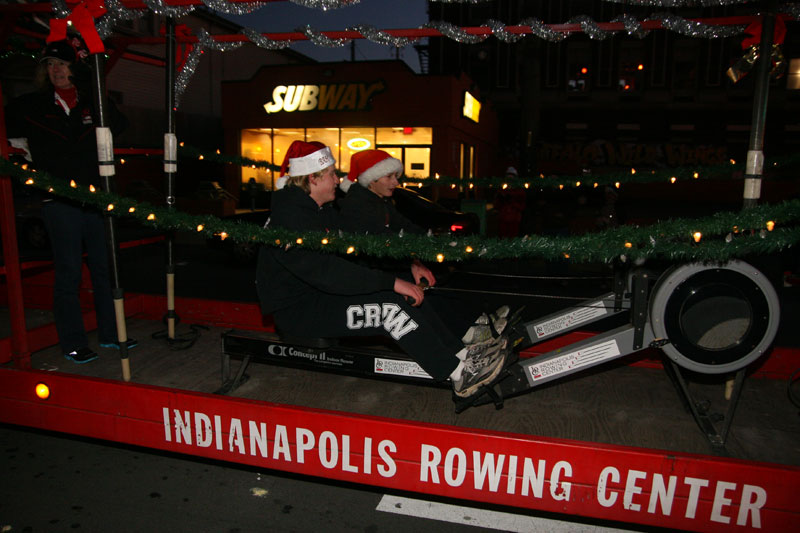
[0,81,32,368]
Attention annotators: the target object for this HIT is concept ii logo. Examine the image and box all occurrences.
[264,82,386,114]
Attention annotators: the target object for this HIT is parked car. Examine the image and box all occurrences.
[207,187,479,261]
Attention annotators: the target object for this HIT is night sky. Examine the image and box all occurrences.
[222,0,429,72]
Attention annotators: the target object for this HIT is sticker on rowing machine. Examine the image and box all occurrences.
[532,300,609,339]
[374,358,433,379]
[527,339,621,382]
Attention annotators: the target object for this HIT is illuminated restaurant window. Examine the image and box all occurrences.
[404,147,430,179]
[240,129,273,188]
[306,128,340,162]
[340,127,375,174]
[376,127,432,145]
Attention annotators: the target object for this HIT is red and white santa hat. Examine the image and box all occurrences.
[340,149,402,192]
[276,140,336,189]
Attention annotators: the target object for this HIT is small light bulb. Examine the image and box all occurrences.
[196,224,204,232]
[670,177,676,184]
[346,246,355,254]
[321,238,329,245]
[624,242,632,248]
[693,231,702,243]
[296,238,303,245]
[147,213,156,221]
[465,246,473,253]
[35,383,50,400]
[766,221,775,231]
[89,184,96,193]
[70,180,77,188]
[107,204,114,211]
[25,178,34,185]
[436,253,444,263]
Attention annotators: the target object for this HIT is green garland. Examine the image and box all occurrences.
[3,158,799,263]
[175,144,800,190]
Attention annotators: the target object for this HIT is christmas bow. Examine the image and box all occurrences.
[47,0,106,55]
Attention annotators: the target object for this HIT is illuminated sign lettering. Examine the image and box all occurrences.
[346,138,371,151]
[264,82,386,114]
[463,91,481,123]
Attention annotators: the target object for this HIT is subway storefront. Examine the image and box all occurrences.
[221,61,498,195]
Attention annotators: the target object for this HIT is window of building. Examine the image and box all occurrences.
[240,129,273,189]
[340,127,375,174]
[788,58,800,90]
[239,127,434,188]
[404,147,431,179]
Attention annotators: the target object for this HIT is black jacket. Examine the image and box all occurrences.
[256,186,395,314]
[339,183,423,235]
[5,88,127,186]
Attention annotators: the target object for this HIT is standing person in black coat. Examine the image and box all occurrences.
[256,141,512,399]
[5,38,134,363]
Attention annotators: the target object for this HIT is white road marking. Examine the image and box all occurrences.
[376,495,636,532]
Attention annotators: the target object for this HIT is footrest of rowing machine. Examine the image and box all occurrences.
[222,329,446,386]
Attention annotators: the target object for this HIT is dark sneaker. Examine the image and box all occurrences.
[65,347,98,364]
[99,338,138,350]
[453,335,511,398]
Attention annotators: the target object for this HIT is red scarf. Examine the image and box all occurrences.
[55,86,78,109]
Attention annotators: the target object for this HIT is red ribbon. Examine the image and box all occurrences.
[741,18,786,50]
[47,0,107,55]
[160,23,195,71]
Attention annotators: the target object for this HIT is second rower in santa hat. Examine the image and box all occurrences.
[339,149,423,235]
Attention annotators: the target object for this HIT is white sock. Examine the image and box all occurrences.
[450,348,468,381]
[450,360,464,382]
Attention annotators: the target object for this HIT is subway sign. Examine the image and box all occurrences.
[264,82,386,114]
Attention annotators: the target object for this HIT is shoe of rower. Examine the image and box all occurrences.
[452,335,511,398]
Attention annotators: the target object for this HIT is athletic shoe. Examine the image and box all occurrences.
[461,305,511,345]
[453,335,511,398]
[65,347,98,364]
[99,338,139,350]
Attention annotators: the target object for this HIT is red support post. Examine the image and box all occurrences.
[0,81,32,367]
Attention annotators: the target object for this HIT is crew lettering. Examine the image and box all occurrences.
[346,303,418,340]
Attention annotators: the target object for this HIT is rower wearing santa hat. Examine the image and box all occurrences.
[339,149,435,289]
[256,141,513,399]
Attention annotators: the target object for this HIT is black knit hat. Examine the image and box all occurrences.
[40,37,88,64]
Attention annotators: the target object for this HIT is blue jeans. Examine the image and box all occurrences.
[42,200,117,352]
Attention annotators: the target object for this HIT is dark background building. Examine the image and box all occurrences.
[423,0,799,177]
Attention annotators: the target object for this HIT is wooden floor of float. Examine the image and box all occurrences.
[19,314,800,468]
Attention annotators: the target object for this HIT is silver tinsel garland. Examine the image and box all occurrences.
[203,0,266,15]
[612,14,650,39]
[290,0,361,10]
[241,28,292,49]
[601,0,752,6]
[296,25,351,47]
[143,0,196,17]
[50,0,69,18]
[650,13,745,38]
[484,19,525,43]
[518,18,568,42]
[567,15,616,40]
[347,24,418,47]
[423,21,487,44]
[96,0,142,40]
[175,29,243,107]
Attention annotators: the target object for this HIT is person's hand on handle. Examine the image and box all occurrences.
[394,278,424,307]
[411,259,436,288]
